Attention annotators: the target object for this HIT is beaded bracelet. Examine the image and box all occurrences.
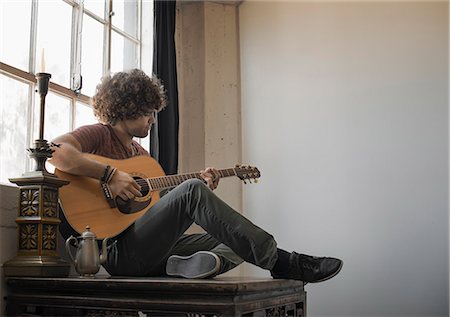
[105,167,117,184]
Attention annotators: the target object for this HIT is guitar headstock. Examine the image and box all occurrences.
[234,165,261,184]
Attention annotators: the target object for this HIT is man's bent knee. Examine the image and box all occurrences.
[182,178,208,191]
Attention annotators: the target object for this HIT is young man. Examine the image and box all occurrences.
[50,69,343,282]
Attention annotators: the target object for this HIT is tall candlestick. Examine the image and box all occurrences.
[4,66,70,278]
[40,48,46,73]
[36,72,51,141]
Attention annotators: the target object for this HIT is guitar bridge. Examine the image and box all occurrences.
[101,182,117,208]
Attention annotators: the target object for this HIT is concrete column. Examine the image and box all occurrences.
[176,2,244,277]
[176,1,242,212]
[176,1,206,174]
[204,2,242,211]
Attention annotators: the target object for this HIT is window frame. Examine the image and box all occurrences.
[0,0,153,185]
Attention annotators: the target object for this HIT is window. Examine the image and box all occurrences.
[0,0,153,184]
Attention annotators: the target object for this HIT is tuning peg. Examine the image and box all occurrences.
[243,179,247,184]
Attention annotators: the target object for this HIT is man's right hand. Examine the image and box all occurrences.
[109,170,142,201]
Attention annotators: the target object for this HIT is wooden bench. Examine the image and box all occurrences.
[5,276,306,316]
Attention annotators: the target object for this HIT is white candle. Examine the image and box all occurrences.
[40,48,45,73]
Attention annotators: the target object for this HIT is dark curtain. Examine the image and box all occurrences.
[150,0,179,175]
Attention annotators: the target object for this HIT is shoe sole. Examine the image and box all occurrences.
[166,251,220,279]
[310,260,344,283]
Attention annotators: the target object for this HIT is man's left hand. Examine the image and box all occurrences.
[200,167,220,190]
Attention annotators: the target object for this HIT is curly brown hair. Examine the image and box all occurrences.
[92,69,166,125]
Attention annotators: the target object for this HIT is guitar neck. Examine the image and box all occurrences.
[147,168,237,191]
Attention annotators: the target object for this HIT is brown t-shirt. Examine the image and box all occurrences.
[60,123,149,240]
[70,123,149,159]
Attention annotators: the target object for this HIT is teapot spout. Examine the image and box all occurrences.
[100,238,110,265]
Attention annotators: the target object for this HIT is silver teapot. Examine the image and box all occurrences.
[65,226,109,277]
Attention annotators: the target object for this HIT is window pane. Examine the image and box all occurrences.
[81,13,104,96]
[75,102,97,128]
[111,31,138,73]
[36,1,72,86]
[0,0,32,71]
[0,75,29,184]
[112,0,138,37]
[84,0,104,19]
[138,135,150,153]
[34,92,71,142]
[35,92,70,174]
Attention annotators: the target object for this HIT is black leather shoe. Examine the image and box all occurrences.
[166,251,221,279]
[271,252,343,283]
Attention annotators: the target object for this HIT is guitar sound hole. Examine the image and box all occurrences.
[133,176,150,196]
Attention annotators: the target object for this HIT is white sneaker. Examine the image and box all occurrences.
[166,251,221,279]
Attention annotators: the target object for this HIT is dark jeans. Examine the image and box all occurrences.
[103,179,278,276]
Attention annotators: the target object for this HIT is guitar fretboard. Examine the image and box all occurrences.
[146,168,237,191]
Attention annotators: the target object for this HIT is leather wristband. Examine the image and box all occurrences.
[101,165,111,183]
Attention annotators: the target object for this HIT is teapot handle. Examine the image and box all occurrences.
[65,235,78,265]
[100,238,110,265]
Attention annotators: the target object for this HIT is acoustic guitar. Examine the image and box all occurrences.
[55,154,261,239]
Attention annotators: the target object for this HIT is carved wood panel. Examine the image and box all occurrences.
[20,188,40,217]
[19,224,38,250]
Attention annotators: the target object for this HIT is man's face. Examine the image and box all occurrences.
[125,111,156,138]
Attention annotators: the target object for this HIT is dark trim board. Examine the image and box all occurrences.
[6,276,306,316]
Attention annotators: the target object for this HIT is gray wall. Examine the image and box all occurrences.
[239,2,448,316]
[0,185,19,314]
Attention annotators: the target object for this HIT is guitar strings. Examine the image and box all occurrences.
[132,168,244,191]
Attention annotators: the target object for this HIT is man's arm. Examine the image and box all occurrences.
[50,134,142,200]
[50,134,105,179]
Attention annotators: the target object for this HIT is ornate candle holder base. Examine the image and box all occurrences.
[4,140,70,277]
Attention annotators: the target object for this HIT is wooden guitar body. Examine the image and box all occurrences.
[56,154,165,239]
